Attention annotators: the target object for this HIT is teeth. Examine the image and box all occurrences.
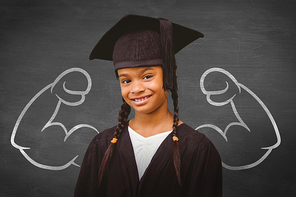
[134,96,148,101]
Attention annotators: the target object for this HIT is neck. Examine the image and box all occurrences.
[130,106,175,137]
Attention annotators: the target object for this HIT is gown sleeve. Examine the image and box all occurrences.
[74,136,101,197]
[186,136,223,197]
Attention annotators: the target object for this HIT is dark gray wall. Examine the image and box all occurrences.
[1,0,295,196]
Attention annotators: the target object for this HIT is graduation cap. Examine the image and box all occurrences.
[89,14,204,90]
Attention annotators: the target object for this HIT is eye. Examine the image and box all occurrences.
[143,74,153,80]
[121,79,131,84]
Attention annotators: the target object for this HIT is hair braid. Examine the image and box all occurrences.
[170,61,182,187]
[98,99,131,187]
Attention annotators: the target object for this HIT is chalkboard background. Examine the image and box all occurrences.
[1,0,296,196]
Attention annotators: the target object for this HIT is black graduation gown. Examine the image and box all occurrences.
[74,123,222,197]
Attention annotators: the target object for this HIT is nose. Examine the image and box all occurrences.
[131,80,145,94]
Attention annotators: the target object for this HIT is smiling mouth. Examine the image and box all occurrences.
[131,95,152,103]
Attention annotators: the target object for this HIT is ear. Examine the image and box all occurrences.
[164,89,170,99]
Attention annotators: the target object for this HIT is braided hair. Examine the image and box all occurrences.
[159,17,182,187]
[171,65,182,187]
[97,99,131,187]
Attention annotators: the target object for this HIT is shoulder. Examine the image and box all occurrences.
[178,123,216,151]
[89,125,117,148]
[178,123,221,164]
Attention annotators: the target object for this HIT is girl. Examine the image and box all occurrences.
[75,14,222,197]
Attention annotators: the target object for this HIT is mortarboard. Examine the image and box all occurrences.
[89,14,204,90]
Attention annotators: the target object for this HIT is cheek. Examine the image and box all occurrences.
[150,76,163,89]
[121,90,131,104]
[120,86,128,98]
[152,80,165,94]
[149,82,167,99]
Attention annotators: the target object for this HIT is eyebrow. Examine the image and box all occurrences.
[140,67,155,72]
[118,73,128,78]
[118,67,156,78]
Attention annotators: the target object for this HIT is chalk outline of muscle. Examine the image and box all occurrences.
[196,67,281,170]
[11,67,98,170]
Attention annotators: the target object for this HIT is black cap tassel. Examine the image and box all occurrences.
[159,18,176,91]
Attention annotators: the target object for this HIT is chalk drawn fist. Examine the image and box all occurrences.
[197,68,281,170]
[11,68,98,170]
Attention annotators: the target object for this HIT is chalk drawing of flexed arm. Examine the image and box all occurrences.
[11,68,98,170]
[196,67,281,170]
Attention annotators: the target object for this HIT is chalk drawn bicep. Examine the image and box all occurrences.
[197,67,281,170]
[11,67,98,170]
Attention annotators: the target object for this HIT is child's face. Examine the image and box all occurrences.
[117,66,169,115]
